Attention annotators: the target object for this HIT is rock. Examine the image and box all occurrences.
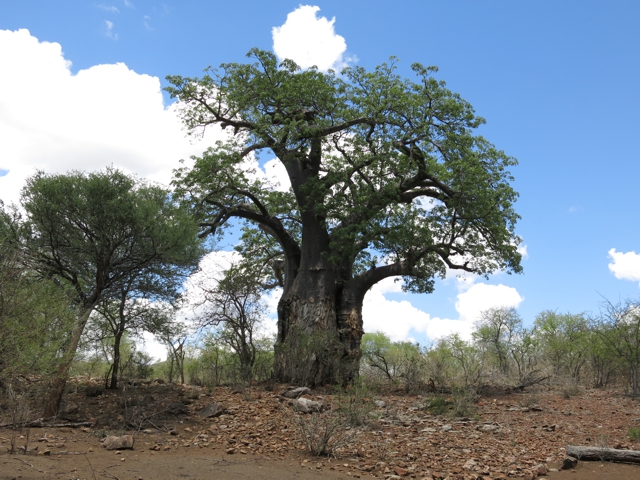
[282,387,311,398]
[374,400,386,408]
[478,423,500,432]
[463,459,477,470]
[166,402,189,416]
[394,466,409,476]
[64,402,79,414]
[293,397,323,413]
[85,386,103,397]
[561,456,578,470]
[103,435,134,450]
[197,403,224,418]
[533,464,548,476]
[153,378,165,384]
[441,424,452,432]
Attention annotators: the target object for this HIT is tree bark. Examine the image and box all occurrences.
[43,307,93,418]
[110,330,123,390]
[566,445,640,464]
[274,270,364,386]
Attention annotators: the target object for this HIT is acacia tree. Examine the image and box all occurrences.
[20,168,203,416]
[167,49,522,385]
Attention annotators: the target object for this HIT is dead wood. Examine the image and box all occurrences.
[566,445,640,464]
[0,418,93,429]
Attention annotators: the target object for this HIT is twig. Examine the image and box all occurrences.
[101,470,121,480]
[12,457,33,468]
[84,453,97,480]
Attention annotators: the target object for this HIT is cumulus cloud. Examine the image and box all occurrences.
[0,29,226,206]
[608,248,640,285]
[263,158,291,192]
[362,277,524,342]
[272,5,352,72]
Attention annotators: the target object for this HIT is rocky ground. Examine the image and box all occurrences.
[2,379,640,479]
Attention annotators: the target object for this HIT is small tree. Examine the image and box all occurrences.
[193,264,269,384]
[19,168,203,416]
[534,310,589,380]
[593,299,640,396]
[473,307,522,377]
[159,321,190,385]
[361,331,424,389]
[445,333,484,388]
[90,295,175,389]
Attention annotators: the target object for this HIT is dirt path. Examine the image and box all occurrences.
[1,449,354,479]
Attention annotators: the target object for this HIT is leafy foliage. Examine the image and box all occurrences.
[168,49,522,292]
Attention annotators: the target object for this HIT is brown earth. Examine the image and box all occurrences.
[2,380,640,479]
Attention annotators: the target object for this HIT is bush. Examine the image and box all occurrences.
[295,412,354,456]
[333,380,376,426]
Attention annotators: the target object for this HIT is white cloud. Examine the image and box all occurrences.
[0,29,226,206]
[608,248,640,285]
[272,5,352,72]
[362,277,524,342]
[517,243,529,259]
[97,4,120,13]
[263,158,291,192]
[104,20,118,40]
[123,0,134,8]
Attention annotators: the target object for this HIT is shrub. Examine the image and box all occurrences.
[294,412,354,457]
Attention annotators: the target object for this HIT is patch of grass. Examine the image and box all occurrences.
[628,426,640,442]
[424,394,451,416]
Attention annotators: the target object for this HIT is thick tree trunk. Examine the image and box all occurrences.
[274,271,364,386]
[43,308,93,418]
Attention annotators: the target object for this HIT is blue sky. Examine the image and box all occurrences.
[1,1,640,348]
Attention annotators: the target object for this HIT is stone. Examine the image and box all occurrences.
[282,387,311,398]
[394,466,409,476]
[293,397,323,413]
[533,464,548,476]
[197,403,224,418]
[561,456,578,470]
[85,386,103,397]
[103,435,134,450]
[375,400,386,408]
[166,402,189,416]
[64,402,79,414]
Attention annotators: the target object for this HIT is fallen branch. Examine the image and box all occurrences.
[566,445,640,464]
[0,418,93,429]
